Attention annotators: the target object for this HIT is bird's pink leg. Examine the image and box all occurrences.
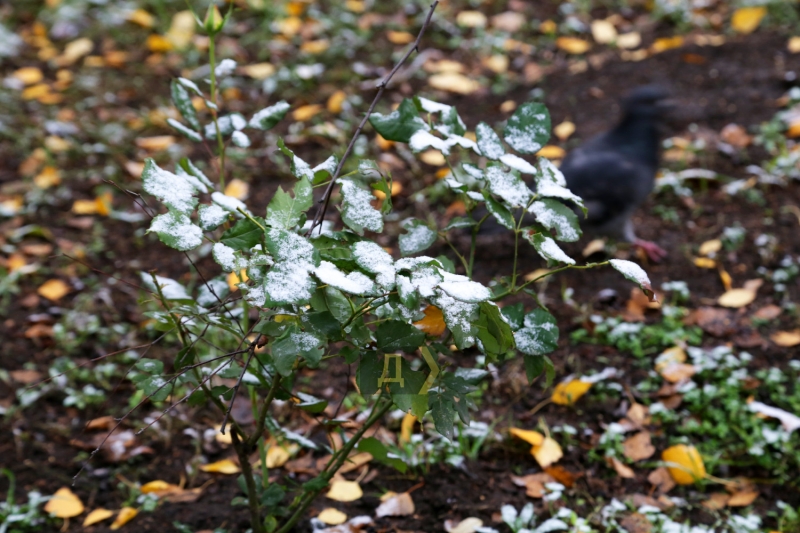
[634,239,667,262]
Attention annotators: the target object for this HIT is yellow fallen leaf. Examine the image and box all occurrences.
[531,437,563,468]
[276,16,302,37]
[719,268,732,291]
[428,72,481,95]
[375,491,415,517]
[300,39,330,54]
[224,179,249,200]
[267,445,291,468]
[771,330,800,347]
[227,269,248,291]
[556,37,590,54]
[199,459,241,474]
[146,34,173,53]
[110,507,137,530]
[375,134,394,150]
[338,452,373,474]
[509,427,544,446]
[731,6,766,34]
[242,62,276,80]
[0,196,24,215]
[419,150,446,166]
[582,238,605,257]
[13,67,43,85]
[400,413,416,444]
[456,10,487,28]
[38,279,70,301]
[293,104,323,121]
[22,83,51,101]
[326,479,362,502]
[44,487,84,518]
[523,268,551,282]
[551,379,592,405]
[483,54,509,74]
[127,9,155,28]
[662,444,706,484]
[318,508,347,525]
[654,346,686,373]
[386,30,414,45]
[327,90,347,113]
[414,305,446,336]
[651,36,684,53]
[45,136,71,152]
[83,508,114,526]
[694,257,716,269]
[166,11,195,49]
[616,32,642,49]
[659,363,697,383]
[536,145,566,159]
[539,20,557,34]
[789,36,800,54]
[372,181,402,200]
[34,166,61,189]
[58,37,93,66]
[7,253,27,273]
[345,0,365,13]
[718,288,757,308]
[591,19,617,44]
[499,100,517,113]
[140,480,178,494]
[787,121,800,138]
[135,136,176,151]
[286,1,307,16]
[553,121,575,141]
[699,239,722,256]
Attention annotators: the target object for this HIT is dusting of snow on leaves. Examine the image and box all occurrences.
[352,241,396,289]
[528,201,580,242]
[197,278,229,307]
[249,101,291,129]
[142,160,197,215]
[417,97,452,114]
[231,130,251,148]
[177,77,202,95]
[198,204,229,230]
[289,332,322,352]
[409,265,443,298]
[514,313,558,356]
[476,122,505,159]
[340,179,383,233]
[149,211,203,251]
[500,153,537,175]
[214,59,237,77]
[176,166,209,194]
[314,260,375,295]
[609,259,651,290]
[536,179,584,207]
[540,158,567,186]
[485,166,532,208]
[141,273,190,300]
[291,154,314,181]
[211,191,249,216]
[748,402,800,432]
[504,105,548,154]
[262,229,316,305]
[212,243,247,272]
[167,118,202,142]
[399,219,436,256]
[409,129,455,155]
[461,163,485,180]
[466,191,484,201]
[313,155,338,178]
[535,235,575,265]
[394,256,442,272]
[431,291,477,346]
[438,277,491,303]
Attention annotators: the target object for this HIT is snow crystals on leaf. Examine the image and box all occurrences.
[485,166,532,208]
[500,153,537,175]
[167,118,202,142]
[476,122,505,160]
[314,261,375,295]
[609,259,654,301]
[431,291,477,349]
[352,241,396,289]
[148,211,203,251]
[212,242,248,272]
[141,273,190,300]
[231,130,251,148]
[340,179,383,234]
[249,101,290,130]
[528,200,580,242]
[260,229,316,306]
[532,234,575,265]
[197,204,229,230]
[438,271,491,303]
[211,191,249,216]
[142,159,198,215]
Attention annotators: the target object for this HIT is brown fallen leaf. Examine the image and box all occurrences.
[727,489,759,507]
[375,491,414,517]
[647,467,676,494]
[9,369,43,384]
[685,307,736,337]
[623,432,656,462]
[720,124,752,148]
[659,363,697,383]
[543,465,579,488]
[619,513,652,533]
[702,492,730,510]
[771,330,800,347]
[753,304,781,321]
[510,473,555,498]
[607,456,635,478]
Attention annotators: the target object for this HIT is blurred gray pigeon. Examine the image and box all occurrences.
[561,85,671,262]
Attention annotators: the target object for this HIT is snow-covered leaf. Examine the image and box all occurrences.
[148,210,203,251]
[528,233,575,265]
[399,218,437,256]
[340,178,383,234]
[249,101,290,130]
[504,102,551,155]
[609,259,654,301]
[485,166,532,208]
[141,159,198,215]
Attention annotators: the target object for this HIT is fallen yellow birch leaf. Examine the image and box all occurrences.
[110,507,138,530]
[509,427,544,446]
[731,7,766,34]
[551,379,592,406]
[38,279,70,301]
[83,508,114,526]
[326,479,363,502]
[531,437,563,468]
[199,459,241,474]
[318,508,347,525]
[44,487,84,518]
[662,444,706,484]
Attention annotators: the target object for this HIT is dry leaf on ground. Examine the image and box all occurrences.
[199,459,240,474]
[375,491,414,517]
[327,480,363,502]
[662,444,706,484]
[318,508,348,525]
[623,431,656,462]
[83,508,114,526]
[606,456,635,478]
[44,487,84,518]
[110,507,137,530]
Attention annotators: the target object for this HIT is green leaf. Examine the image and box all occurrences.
[503,101,551,155]
[272,327,323,375]
[609,259,655,302]
[528,199,581,242]
[543,355,555,388]
[444,217,476,231]
[429,391,456,441]
[174,347,196,370]
[260,483,285,507]
[368,98,427,143]
[339,346,359,364]
[485,165,532,208]
[266,178,313,230]
[501,302,525,331]
[356,351,383,397]
[523,354,544,383]
[526,232,576,265]
[409,394,429,420]
[370,176,393,215]
[148,210,203,251]
[441,106,466,136]
[514,308,559,356]
[357,437,408,473]
[431,293,478,350]
[170,79,200,130]
[141,159,198,215]
[323,286,352,324]
[295,392,328,413]
[188,389,207,407]
[135,358,164,374]
[476,301,515,359]
[140,375,172,402]
[220,218,265,250]
[301,311,341,341]
[398,218,437,256]
[249,101,290,131]
[484,193,515,230]
[339,178,383,235]
[476,122,505,159]
[376,320,426,353]
[276,138,314,181]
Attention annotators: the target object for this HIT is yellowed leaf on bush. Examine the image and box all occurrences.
[727,489,759,507]
[327,90,347,113]
[44,487,84,518]
[326,479,362,502]
[771,330,800,347]
[456,10,487,28]
[662,444,706,485]
[199,459,241,474]
[318,508,347,525]
[14,67,43,85]
[400,413,416,444]
[242,62,276,80]
[414,305,446,336]
[554,121,575,141]
[718,288,756,308]
[110,507,137,530]
[293,104,323,121]
[531,437,563,468]
[617,32,641,49]
[136,135,176,151]
[83,508,114,526]
[227,269,248,290]
[38,279,70,301]
[731,7,766,34]
[651,36,684,53]
[34,166,61,189]
[509,427,544,446]
[698,239,722,256]
[428,72,481,95]
[556,37,590,54]
[224,179,249,200]
[551,379,592,405]
[166,11,195,49]
[789,37,800,53]
[386,30,414,45]
[536,145,566,159]
[375,491,415,517]
[127,9,155,28]
[591,19,617,44]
